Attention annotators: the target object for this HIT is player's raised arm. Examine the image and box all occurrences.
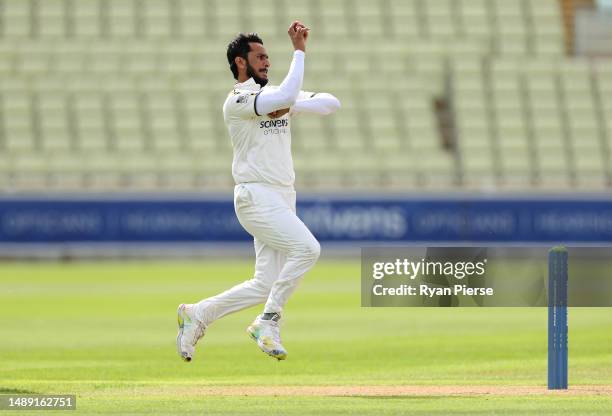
[290,92,341,116]
[255,21,309,116]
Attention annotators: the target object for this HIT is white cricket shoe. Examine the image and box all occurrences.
[246,313,287,361]
[176,303,206,362]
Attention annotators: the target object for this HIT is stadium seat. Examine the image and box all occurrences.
[355,1,385,38]
[72,0,101,38]
[175,0,207,38]
[104,0,138,38]
[461,4,491,38]
[388,0,419,38]
[425,0,457,39]
[319,0,349,38]
[2,0,31,38]
[141,0,174,38]
[283,0,312,25]
[11,153,49,189]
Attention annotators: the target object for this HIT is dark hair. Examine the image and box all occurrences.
[227,33,264,79]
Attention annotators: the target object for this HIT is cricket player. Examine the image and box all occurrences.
[177,21,340,362]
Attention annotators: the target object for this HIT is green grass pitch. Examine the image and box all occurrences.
[1,260,611,415]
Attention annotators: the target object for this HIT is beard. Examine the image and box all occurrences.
[247,62,268,87]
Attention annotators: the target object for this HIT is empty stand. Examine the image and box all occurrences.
[0,0,609,191]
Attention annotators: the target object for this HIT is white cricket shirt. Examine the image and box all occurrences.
[223,78,297,187]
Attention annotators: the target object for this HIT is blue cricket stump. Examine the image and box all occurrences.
[548,246,568,390]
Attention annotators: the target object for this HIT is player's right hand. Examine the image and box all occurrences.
[288,21,309,52]
[267,108,290,119]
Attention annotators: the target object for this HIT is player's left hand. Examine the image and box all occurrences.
[267,108,290,118]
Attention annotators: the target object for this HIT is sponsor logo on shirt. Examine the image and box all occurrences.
[260,118,288,136]
[260,119,288,128]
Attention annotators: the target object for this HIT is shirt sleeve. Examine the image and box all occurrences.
[290,92,341,116]
[297,90,317,100]
[224,91,259,119]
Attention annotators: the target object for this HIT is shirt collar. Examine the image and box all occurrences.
[234,77,261,91]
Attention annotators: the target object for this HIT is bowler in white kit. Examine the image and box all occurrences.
[177,21,340,362]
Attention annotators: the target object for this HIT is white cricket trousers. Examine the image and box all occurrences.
[194,182,320,325]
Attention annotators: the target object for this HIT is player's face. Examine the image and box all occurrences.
[246,42,270,87]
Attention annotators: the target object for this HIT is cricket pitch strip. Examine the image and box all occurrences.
[126,385,612,397]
